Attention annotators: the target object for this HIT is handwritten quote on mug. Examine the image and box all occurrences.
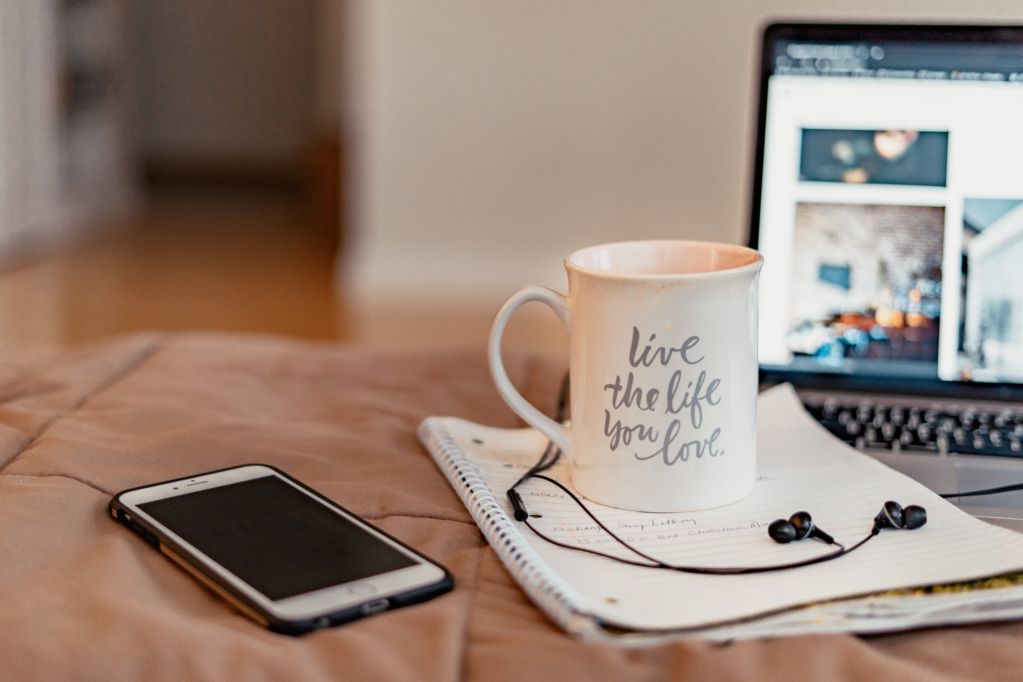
[603,326,723,464]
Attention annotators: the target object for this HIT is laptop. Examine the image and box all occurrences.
[749,23,1023,531]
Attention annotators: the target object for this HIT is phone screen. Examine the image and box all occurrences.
[139,475,417,601]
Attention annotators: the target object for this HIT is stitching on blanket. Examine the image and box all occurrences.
[0,472,113,496]
[457,542,487,682]
[0,336,166,474]
[363,511,475,525]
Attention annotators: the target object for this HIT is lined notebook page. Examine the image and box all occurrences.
[426,385,1023,631]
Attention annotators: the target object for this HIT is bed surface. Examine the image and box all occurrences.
[1,333,1021,680]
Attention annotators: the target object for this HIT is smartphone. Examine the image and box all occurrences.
[110,464,453,635]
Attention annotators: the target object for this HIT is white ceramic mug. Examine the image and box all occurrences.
[489,240,764,512]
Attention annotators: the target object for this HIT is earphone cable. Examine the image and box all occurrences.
[504,373,971,574]
[510,374,570,489]
[520,471,878,574]
[522,514,874,575]
[507,373,879,574]
[940,482,1023,499]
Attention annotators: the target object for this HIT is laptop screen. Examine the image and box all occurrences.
[751,25,1023,393]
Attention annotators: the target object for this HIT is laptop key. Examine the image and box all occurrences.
[866,426,894,448]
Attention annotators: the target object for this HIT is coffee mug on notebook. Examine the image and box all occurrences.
[489,240,763,512]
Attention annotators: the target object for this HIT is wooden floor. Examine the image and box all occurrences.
[0,190,566,357]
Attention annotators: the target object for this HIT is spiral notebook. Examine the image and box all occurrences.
[418,385,1023,642]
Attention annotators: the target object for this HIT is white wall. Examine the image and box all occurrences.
[0,0,136,258]
[0,1,61,251]
[343,0,1023,306]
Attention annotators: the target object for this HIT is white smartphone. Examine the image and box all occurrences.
[110,464,453,635]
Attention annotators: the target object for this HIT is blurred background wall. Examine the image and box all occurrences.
[342,0,1023,313]
[3,1,1023,353]
[0,0,136,256]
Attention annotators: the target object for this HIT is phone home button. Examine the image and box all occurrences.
[346,582,376,596]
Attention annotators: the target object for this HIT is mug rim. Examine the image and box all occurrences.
[564,240,764,281]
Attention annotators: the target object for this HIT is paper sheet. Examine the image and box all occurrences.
[441,385,1023,631]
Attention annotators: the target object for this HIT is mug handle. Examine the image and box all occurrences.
[488,286,570,451]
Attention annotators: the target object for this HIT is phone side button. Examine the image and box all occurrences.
[360,599,389,615]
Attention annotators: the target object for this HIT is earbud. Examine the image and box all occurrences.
[904,505,927,529]
[873,500,927,532]
[769,502,927,547]
[768,511,835,545]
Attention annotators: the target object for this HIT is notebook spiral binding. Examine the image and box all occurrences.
[418,417,600,637]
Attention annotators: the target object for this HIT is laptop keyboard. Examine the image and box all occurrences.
[803,400,1023,457]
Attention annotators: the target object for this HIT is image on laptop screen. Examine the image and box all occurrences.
[753,27,1023,387]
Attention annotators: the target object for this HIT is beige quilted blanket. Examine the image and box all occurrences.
[2,333,1021,680]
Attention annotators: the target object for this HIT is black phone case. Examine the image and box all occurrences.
[110,464,455,636]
